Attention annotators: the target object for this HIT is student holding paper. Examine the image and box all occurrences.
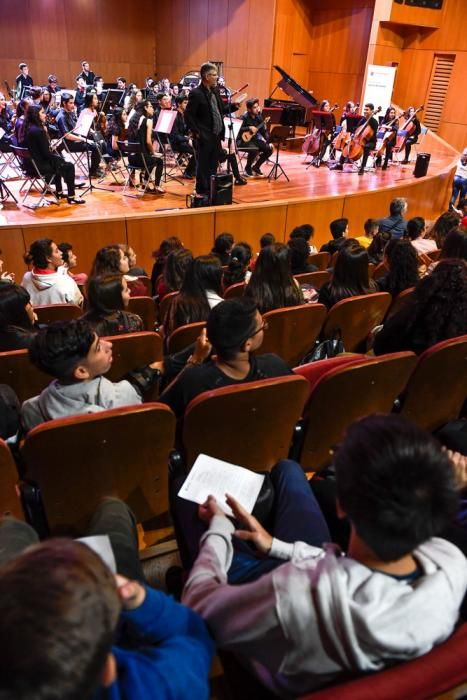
[182,415,467,697]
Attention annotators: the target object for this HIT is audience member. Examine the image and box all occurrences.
[165,255,223,334]
[439,227,467,262]
[259,232,275,250]
[245,243,303,313]
[90,245,146,297]
[160,297,291,419]
[118,244,148,277]
[373,259,467,355]
[406,217,438,255]
[58,242,88,286]
[355,218,379,249]
[318,243,376,309]
[83,275,144,336]
[288,237,318,275]
[181,414,467,697]
[367,229,392,264]
[320,218,349,254]
[151,237,184,295]
[289,224,317,254]
[223,243,253,288]
[428,210,461,249]
[378,197,408,239]
[0,499,214,699]
[376,239,419,297]
[0,283,37,351]
[21,239,83,306]
[211,233,234,266]
[157,248,193,301]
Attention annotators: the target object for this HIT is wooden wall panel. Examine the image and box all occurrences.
[0,228,26,283]
[214,203,288,250]
[0,0,156,90]
[21,220,127,280]
[126,212,216,268]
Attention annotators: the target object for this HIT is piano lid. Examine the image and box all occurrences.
[273,65,319,109]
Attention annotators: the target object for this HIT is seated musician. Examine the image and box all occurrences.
[46,74,60,94]
[18,105,85,205]
[401,106,421,164]
[238,98,273,177]
[170,95,196,179]
[332,103,379,175]
[127,100,164,194]
[39,89,60,139]
[56,93,102,177]
[375,107,399,170]
[74,76,87,114]
[340,101,360,133]
[313,99,336,167]
[0,93,14,153]
[15,62,33,98]
[105,107,127,160]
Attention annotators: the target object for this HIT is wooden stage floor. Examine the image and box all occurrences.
[0,139,458,228]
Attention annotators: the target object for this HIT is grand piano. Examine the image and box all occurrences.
[264,65,319,128]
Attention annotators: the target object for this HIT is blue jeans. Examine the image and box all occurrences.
[170,459,331,584]
[450,175,467,209]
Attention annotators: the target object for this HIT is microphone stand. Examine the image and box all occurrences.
[225,86,244,200]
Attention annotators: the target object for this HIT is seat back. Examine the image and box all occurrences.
[158,290,179,326]
[183,375,309,472]
[127,295,156,331]
[260,304,327,367]
[295,271,330,288]
[323,293,391,352]
[136,276,152,295]
[0,439,23,520]
[20,403,176,536]
[302,623,467,700]
[0,349,50,403]
[103,332,163,382]
[294,352,418,472]
[223,282,246,299]
[386,286,415,320]
[400,335,467,431]
[34,304,82,325]
[167,321,206,354]
[372,262,388,280]
[308,252,330,270]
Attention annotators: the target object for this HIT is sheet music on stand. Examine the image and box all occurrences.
[154,109,177,136]
[74,110,95,138]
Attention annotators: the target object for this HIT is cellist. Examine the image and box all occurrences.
[375,107,399,170]
[332,103,379,175]
[401,107,421,164]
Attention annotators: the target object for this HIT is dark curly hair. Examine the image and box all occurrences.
[428,211,460,249]
[440,227,467,261]
[245,243,303,313]
[382,239,419,296]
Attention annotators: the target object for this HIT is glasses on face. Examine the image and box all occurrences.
[250,320,268,337]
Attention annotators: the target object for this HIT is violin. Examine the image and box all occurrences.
[375,112,402,156]
[395,105,424,151]
[342,106,382,161]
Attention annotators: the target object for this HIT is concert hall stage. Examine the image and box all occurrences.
[0,129,458,282]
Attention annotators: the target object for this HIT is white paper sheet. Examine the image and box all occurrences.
[178,453,265,517]
[78,534,117,573]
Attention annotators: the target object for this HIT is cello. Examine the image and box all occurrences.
[302,103,338,156]
[395,105,424,152]
[375,109,402,158]
[342,106,381,161]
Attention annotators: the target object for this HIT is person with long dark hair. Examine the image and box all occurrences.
[89,245,146,297]
[18,105,85,205]
[374,259,467,355]
[406,217,438,255]
[377,239,419,297]
[439,227,467,262]
[166,255,223,333]
[318,243,377,309]
[223,243,253,288]
[83,274,144,336]
[245,243,303,313]
[105,107,127,159]
[0,283,37,350]
[427,210,461,249]
[367,229,392,264]
[157,248,193,301]
[127,101,164,193]
[151,237,184,295]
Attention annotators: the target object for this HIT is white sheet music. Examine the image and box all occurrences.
[222,117,243,149]
[77,535,117,573]
[0,127,5,140]
[74,109,95,137]
[178,454,265,517]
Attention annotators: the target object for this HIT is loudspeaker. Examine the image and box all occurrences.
[413,152,431,178]
[210,173,233,206]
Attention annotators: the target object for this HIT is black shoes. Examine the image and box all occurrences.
[331,163,343,171]
[67,196,86,205]
[235,177,247,185]
[252,166,264,177]
[244,167,254,177]
[401,159,409,164]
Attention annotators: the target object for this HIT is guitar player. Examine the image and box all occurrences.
[238,98,273,177]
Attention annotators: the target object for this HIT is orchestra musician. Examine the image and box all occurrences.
[0,93,14,154]
[46,75,60,94]
[79,60,95,87]
[74,76,87,115]
[340,101,360,133]
[238,98,273,177]
[401,106,421,164]
[105,107,127,160]
[126,100,164,194]
[169,94,196,179]
[15,63,33,98]
[185,62,240,197]
[332,103,379,175]
[314,99,336,167]
[18,104,85,204]
[125,89,144,120]
[56,93,102,177]
[80,92,107,162]
[375,107,399,171]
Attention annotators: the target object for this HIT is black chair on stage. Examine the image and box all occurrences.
[11,145,59,209]
[118,140,159,198]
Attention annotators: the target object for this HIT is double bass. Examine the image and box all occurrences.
[395,105,424,152]
[342,106,381,161]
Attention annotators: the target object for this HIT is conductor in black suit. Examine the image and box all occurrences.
[185,62,239,197]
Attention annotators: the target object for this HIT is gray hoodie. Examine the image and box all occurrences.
[22,376,141,431]
[183,515,467,698]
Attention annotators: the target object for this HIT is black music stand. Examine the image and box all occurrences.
[268,126,290,182]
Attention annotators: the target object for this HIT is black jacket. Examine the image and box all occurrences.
[185,84,236,141]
